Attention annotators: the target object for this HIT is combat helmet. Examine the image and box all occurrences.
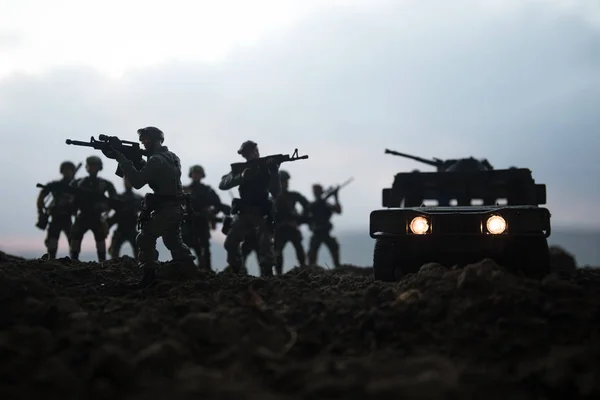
[86,155,103,170]
[279,170,290,181]
[137,126,164,143]
[60,161,76,174]
[237,140,257,155]
[189,165,205,178]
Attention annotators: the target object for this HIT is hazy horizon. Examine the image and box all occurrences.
[3,226,599,274]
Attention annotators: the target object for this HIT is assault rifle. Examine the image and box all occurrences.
[65,135,148,177]
[323,177,354,200]
[230,148,309,174]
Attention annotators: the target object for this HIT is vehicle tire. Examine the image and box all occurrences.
[373,238,396,281]
[373,237,422,281]
[504,236,550,278]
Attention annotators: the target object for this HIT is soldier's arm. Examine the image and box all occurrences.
[115,155,161,189]
[106,181,117,198]
[106,213,117,228]
[209,188,232,214]
[218,171,242,191]
[305,203,315,224]
[330,195,342,214]
[135,194,144,210]
[36,190,47,212]
[268,171,281,198]
[67,179,82,204]
[294,192,311,212]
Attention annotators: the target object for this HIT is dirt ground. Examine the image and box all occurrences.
[1,247,599,399]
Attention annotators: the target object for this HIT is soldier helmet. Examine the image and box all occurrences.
[59,161,76,174]
[86,156,103,170]
[279,170,290,181]
[237,140,257,155]
[189,165,205,178]
[137,126,164,143]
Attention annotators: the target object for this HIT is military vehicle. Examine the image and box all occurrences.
[370,148,551,281]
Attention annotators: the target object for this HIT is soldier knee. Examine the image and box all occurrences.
[330,239,339,251]
[46,238,59,249]
[259,249,276,263]
[136,231,156,248]
[224,236,240,252]
[162,233,174,245]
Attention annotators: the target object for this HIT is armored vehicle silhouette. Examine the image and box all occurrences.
[370,148,552,281]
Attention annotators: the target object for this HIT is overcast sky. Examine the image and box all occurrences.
[1,0,599,254]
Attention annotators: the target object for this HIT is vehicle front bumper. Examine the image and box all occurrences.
[369,206,551,239]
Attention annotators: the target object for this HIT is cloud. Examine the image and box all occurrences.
[0,0,378,78]
[0,30,22,50]
[1,0,600,255]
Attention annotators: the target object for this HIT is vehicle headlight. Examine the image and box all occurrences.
[486,215,506,234]
[409,216,429,235]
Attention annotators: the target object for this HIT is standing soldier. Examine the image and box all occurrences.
[218,140,280,276]
[107,176,143,259]
[306,184,342,268]
[101,126,196,287]
[35,161,78,258]
[273,170,310,274]
[183,165,231,271]
[69,156,117,261]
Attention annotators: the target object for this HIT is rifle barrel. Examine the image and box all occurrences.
[66,139,95,146]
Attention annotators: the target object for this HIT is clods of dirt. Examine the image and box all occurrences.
[0,250,599,399]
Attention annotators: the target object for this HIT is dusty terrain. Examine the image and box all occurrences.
[1,247,599,399]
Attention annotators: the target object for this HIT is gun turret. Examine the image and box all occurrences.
[384,149,493,172]
[384,149,444,169]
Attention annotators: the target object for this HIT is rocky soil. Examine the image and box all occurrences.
[0,246,599,399]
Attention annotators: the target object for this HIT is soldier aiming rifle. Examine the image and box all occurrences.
[77,127,196,287]
[219,141,308,276]
[306,177,353,268]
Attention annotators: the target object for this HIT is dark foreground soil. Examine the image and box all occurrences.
[1,248,599,399]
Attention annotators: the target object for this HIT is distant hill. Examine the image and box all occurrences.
[6,228,599,276]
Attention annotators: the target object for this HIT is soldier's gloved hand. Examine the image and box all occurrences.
[266,158,280,172]
[102,148,118,159]
[103,143,126,161]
